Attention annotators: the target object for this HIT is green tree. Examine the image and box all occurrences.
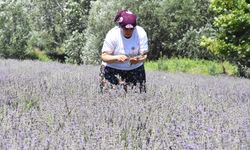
[63,0,92,34]
[27,0,67,61]
[81,0,127,64]
[0,1,31,59]
[201,0,250,77]
[63,0,94,64]
[176,24,216,59]
[134,0,163,60]
[63,31,85,64]
[37,0,66,49]
[156,0,213,58]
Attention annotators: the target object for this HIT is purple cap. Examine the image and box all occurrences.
[114,10,137,29]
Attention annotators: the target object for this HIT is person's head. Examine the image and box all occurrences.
[114,10,137,38]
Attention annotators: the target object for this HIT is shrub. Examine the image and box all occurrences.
[63,31,85,64]
[201,0,250,77]
[176,24,216,60]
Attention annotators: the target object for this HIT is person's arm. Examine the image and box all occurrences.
[101,52,128,64]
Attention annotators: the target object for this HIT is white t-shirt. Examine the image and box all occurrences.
[101,26,148,70]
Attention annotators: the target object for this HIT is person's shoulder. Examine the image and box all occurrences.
[135,26,147,36]
[107,26,120,35]
[105,26,120,40]
[135,25,145,31]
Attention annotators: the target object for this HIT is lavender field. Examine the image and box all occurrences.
[0,59,249,150]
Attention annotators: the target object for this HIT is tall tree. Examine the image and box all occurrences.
[201,0,250,77]
[81,0,128,64]
[0,1,31,59]
[27,0,66,54]
[63,0,94,64]
[63,0,92,34]
[134,0,163,60]
[155,0,213,58]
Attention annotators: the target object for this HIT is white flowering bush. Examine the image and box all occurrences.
[0,59,249,149]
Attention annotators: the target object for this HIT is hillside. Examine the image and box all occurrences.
[0,59,249,149]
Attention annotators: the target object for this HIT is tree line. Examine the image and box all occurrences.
[0,0,249,77]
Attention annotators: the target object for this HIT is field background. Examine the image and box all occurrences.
[1,0,249,77]
[0,59,249,149]
[1,0,249,149]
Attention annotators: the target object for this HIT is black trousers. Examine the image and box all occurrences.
[99,65,146,93]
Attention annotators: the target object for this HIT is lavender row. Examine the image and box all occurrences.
[0,59,249,149]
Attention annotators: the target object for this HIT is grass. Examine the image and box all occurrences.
[145,58,238,76]
[27,48,51,62]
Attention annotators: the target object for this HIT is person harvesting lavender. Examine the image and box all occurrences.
[100,9,148,93]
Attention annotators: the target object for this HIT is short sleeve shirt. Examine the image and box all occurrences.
[101,26,148,70]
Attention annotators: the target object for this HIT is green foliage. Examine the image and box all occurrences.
[0,0,221,68]
[145,58,238,76]
[63,0,92,34]
[26,30,65,62]
[133,0,163,60]
[26,48,51,62]
[21,96,39,111]
[64,31,85,64]
[62,0,95,63]
[81,0,124,64]
[28,0,67,58]
[155,0,214,58]
[27,31,54,52]
[0,1,31,59]
[201,0,250,77]
[176,24,216,59]
[0,0,97,62]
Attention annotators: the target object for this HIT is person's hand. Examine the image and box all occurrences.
[115,55,128,62]
[129,57,140,64]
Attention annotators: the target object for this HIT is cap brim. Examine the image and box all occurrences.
[124,24,134,29]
